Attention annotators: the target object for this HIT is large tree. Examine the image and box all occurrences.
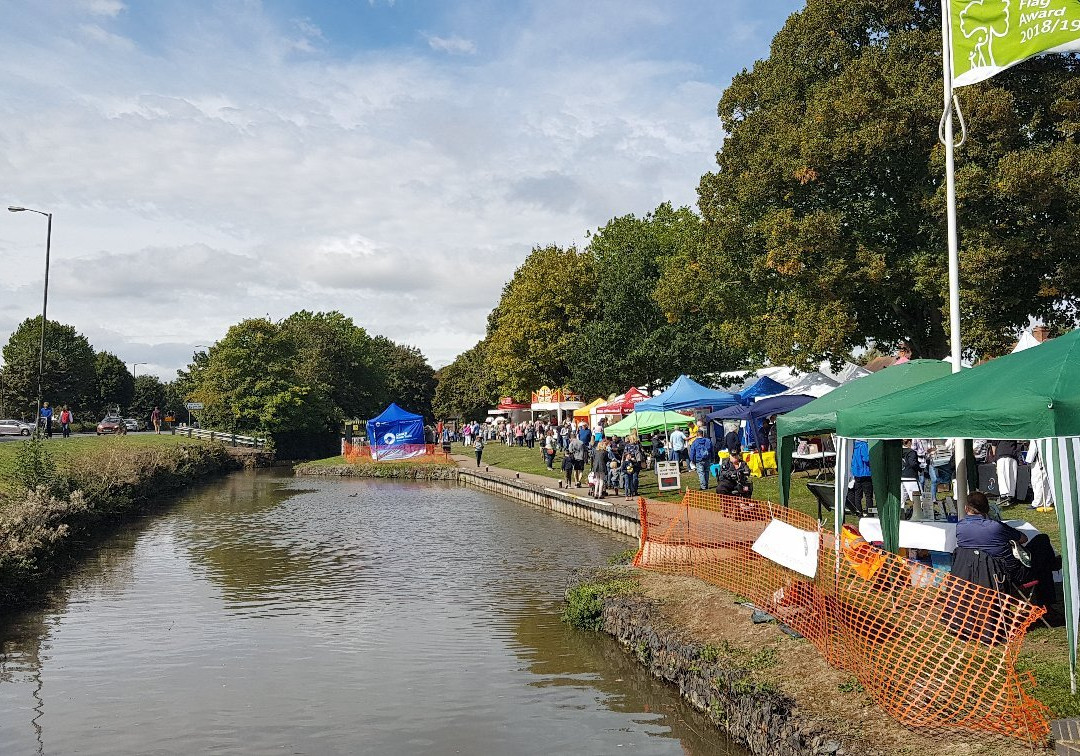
[1,317,96,418]
[187,318,327,434]
[485,244,597,396]
[130,374,168,423]
[570,203,736,397]
[432,340,499,421]
[370,336,437,420]
[93,351,134,417]
[657,0,1080,366]
[279,310,386,423]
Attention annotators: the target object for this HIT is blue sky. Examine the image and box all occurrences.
[0,0,804,378]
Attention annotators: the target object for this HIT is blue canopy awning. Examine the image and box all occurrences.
[706,393,815,423]
[636,375,742,412]
[736,375,789,402]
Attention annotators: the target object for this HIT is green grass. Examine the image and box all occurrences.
[0,434,202,496]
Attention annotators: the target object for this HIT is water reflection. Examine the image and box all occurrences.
[0,470,745,755]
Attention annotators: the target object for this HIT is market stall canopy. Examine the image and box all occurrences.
[776,371,839,398]
[736,376,789,402]
[602,410,693,437]
[595,387,650,415]
[636,375,742,412]
[573,397,607,419]
[834,330,1080,441]
[776,359,953,506]
[366,403,426,460]
[830,330,1080,693]
[707,394,815,423]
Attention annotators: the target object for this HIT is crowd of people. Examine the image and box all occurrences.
[436,415,765,501]
[848,436,1056,518]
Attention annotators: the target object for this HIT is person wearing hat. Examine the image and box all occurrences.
[717,451,753,498]
[688,429,715,491]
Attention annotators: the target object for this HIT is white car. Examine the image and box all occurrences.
[0,419,34,436]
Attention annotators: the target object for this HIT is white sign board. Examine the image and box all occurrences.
[185,402,204,410]
[752,518,820,578]
[655,461,682,492]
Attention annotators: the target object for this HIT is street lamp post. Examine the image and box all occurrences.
[8,206,52,435]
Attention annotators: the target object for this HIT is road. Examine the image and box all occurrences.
[0,430,156,443]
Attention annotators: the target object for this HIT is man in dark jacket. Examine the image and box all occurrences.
[717,452,753,498]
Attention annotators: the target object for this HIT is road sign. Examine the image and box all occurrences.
[185,402,204,410]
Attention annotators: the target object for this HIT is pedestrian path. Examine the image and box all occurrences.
[449,454,641,522]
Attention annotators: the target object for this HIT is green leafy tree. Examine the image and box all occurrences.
[188,318,327,434]
[370,336,437,420]
[658,0,1080,366]
[279,311,387,424]
[0,317,96,419]
[93,351,134,417]
[570,203,736,397]
[433,340,499,421]
[130,375,168,423]
[485,244,597,396]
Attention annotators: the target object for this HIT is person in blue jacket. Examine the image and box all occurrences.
[688,429,715,491]
[847,439,874,513]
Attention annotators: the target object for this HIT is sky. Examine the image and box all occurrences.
[0,0,804,379]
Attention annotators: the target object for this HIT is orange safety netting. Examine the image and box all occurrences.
[634,489,1051,745]
[342,442,450,463]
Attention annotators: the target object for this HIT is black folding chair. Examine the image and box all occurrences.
[806,481,863,523]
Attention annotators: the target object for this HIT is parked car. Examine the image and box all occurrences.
[0,419,34,436]
[123,418,142,432]
[96,416,124,435]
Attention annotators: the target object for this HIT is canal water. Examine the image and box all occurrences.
[0,470,746,755]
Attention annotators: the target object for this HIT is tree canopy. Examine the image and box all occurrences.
[0,317,96,417]
[485,244,597,397]
[656,0,1080,365]
[94,351,134,417]
[432,340,498,421]
[570,203,735,397]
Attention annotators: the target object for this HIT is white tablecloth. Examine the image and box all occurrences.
[857,518,1040,554]
[858,518,956,552]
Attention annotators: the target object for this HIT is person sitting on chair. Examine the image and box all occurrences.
[955,491,1059,607]
[716,452,753,498]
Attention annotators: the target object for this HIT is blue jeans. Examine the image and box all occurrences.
[695,461,709,490]
[928,464,954,499]
[623,471,639,497]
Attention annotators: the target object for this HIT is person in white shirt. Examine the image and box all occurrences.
[668,428,688,471]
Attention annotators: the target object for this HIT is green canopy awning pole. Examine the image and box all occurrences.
[870,440,902,554]
[779,435,794,506]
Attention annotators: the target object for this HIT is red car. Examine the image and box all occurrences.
[96,416,124,435]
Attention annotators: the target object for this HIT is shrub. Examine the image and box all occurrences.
[562,574,636,631]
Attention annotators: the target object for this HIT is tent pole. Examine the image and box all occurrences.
[940,0,968,509]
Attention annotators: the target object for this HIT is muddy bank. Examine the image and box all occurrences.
[575,570,1039,756]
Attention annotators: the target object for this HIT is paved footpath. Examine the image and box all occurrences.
[448,453,642,523]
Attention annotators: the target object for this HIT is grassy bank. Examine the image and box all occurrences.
[294,456,458,479]
[0,436,235,607]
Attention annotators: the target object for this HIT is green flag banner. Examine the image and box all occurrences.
[950,0,1080,87]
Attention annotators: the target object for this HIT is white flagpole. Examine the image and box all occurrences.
[940,0,968,508]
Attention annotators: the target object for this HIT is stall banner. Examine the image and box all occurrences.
[951,0,1080,86]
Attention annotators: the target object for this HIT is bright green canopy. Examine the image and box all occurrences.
[777,360,953,506]
[602,410,692,437]
[834,329,1080,439]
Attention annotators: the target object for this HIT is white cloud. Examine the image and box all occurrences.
[425,34,477,55]
[83,0,125,17]
[0,1,796,378]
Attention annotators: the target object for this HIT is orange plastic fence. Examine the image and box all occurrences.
[342,442,449,463]
[634,489,1050,745]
